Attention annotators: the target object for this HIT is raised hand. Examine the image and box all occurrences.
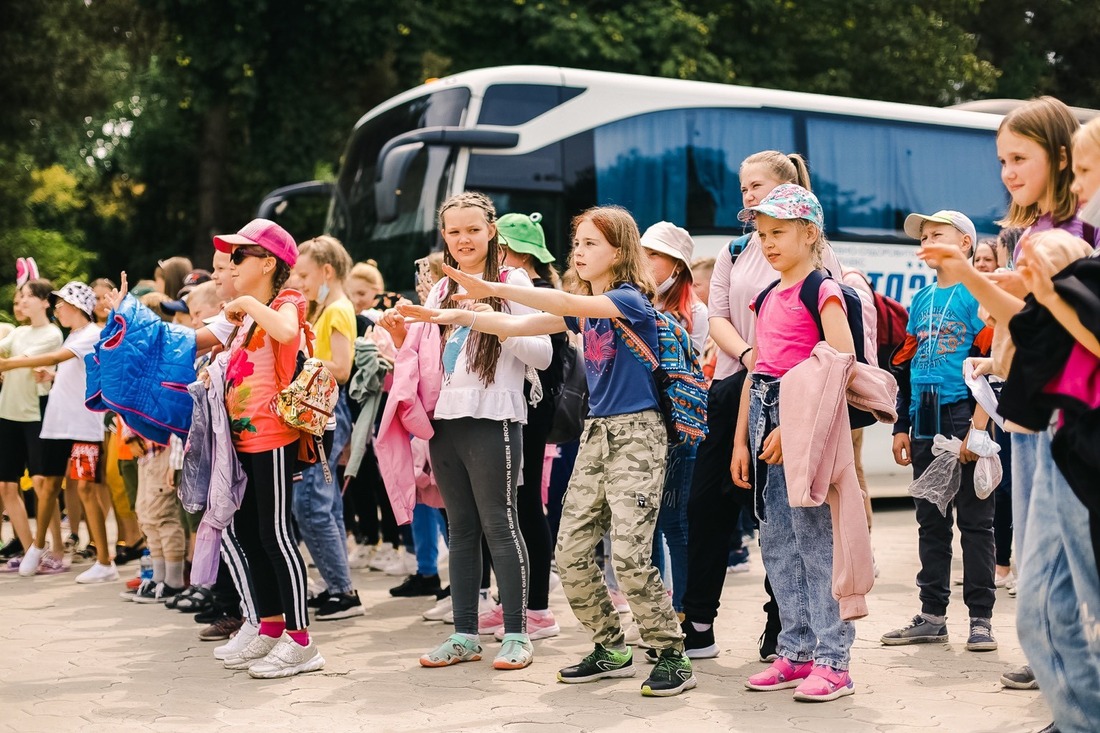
[397,302,469,327]
[105,271,129,312]
[441,264,497,302]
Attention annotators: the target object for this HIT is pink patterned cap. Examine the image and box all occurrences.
[213,218,298,267]
[737,183,824,229]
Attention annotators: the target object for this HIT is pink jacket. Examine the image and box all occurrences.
[779,342,899,620]
[375,322,443,525]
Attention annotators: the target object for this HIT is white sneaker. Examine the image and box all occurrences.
[422,595,453,622]
[223,632,280,670]
[995,570,1016,588]
[214,622,258,660]
[347,544,375,570]
[18,544,45,577]
[306,574,325,601]
[370,546,399,572]
[75,562,119,584]
[247,633,325,679]
[381,550,416,577]
[443,609,454,624]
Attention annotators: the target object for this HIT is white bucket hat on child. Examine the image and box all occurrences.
[641,222,695,278]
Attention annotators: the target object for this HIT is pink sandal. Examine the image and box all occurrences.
[745,657,814,691]
[792,664,855,701]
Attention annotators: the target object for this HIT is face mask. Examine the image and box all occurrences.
[317,282,330,304]
[657,273,677,296]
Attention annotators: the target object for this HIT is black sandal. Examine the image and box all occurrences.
[174,585,214,613]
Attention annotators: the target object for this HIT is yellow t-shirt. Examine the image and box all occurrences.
[313,296,356,362]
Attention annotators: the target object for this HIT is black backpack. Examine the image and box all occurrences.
[545,339,588,445]
[754,269,877,429]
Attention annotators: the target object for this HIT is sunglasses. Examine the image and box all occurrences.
[230,246,272,265]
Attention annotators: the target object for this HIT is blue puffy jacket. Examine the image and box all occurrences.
[85,294,197,444]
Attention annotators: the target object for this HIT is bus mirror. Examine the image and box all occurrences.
[375,127,520,223]
[376,142,425,224]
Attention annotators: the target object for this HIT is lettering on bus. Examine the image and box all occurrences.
[865,272,930,302]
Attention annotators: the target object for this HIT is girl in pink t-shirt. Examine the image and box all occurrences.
[730,184,859,703]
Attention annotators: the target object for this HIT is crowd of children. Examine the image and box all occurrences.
[2,95,1099,729]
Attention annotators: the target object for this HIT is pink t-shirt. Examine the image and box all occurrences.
[751,276,845,378]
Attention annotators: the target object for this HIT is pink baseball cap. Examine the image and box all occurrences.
[213,218,298,267]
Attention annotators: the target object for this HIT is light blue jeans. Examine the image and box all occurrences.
[1009,432,1038,574]
[1016,430,1100,733]
[750,376,853,670]
[654,441,697,612]
[411,503,447,576]
[292,393,353,595]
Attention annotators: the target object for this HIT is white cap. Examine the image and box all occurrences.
[640,222,695,272]
[904,210,978,245]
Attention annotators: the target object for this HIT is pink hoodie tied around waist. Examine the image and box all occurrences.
[375,321,445,525]
[779,342,899,620]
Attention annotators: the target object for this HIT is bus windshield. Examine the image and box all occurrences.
[330,86,470,289]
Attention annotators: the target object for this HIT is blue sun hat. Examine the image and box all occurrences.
[737,183,824,229]
[497,212,555,264]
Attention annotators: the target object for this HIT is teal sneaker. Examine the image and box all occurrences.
[419,633,482,667]
[557,645,635,684]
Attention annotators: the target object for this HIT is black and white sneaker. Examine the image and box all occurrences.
[132,581,184,604]
[315,590,366,620]
[641,648,697,697]
[682,620,719,659]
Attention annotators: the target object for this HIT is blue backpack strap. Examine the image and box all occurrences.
[753,278,782,317]
[729,233,753,265]
[798,269,867,364]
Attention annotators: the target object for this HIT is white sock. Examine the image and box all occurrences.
[152,557,166,583]
[165,560,185,589]
[691,622,712,633]
[921,612,946,625]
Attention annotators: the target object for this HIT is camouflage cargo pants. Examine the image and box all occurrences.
[555,409,683,651]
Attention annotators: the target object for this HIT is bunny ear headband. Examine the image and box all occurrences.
[16,257,39,287]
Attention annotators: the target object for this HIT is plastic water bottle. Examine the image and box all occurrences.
[139,549,153,584]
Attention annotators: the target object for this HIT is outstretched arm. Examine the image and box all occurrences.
[441,265,623,319]
[398,303,567,338]
[917,244,1025,323]
[0,348,76,372]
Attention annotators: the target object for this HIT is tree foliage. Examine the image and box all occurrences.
[1,0,1099,314]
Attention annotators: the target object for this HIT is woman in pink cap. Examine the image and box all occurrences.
[209,219,325,679]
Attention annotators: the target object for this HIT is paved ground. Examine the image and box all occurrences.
[1,497,1050,733]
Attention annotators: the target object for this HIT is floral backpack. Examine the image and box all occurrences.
[271,323,340,481]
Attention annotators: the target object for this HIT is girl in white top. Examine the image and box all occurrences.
[0,280,63,569]
[380,191,551,671]
[0,282,111,583]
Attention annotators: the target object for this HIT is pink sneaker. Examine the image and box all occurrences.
[0,556,22,573]
[745,657,814,691]
[37,552,69,575]
[495,608,561,641]
[792,664,855,702]
[478,603,504,635]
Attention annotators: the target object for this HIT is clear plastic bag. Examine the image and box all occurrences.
[966,429,1003,500]
[908,435,963,516]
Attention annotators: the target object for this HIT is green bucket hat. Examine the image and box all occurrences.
[497,212,554,264]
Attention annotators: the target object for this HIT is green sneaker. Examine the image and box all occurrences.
[419,634,483,667]
[641,648,697,697]
[557,645,635,684]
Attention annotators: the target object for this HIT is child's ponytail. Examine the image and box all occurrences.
[741,150,813,191]
[788,154,812,191]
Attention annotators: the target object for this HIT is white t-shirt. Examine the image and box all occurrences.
[0,324,64,422]
[203,312,236,346]
[428,269,552,423]
[40,323,105,442]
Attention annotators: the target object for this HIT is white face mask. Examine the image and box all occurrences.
[317,281,330,304]
[656,273,677,296]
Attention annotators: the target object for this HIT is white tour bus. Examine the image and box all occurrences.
[262,65,1010,307]
[260,65,1013,492]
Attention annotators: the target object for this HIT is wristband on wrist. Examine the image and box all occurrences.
[738,346,753,365]
[469,311,479,331]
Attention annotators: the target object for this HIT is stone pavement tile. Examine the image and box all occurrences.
[0,505,1056,732]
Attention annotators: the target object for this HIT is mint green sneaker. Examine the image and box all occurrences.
[493,633,534,670]
[557,645,635,684]
[419,634,482,667]
[641,648,697,697]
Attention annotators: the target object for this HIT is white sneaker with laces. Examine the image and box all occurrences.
[18,544,45,577]
[214,622,259,660]
[422,595,453,622]
[223,632,280,670]
[75,562,119,584]
[347,544,375,570]
[248,634,325,679]
[380,550,416,577]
